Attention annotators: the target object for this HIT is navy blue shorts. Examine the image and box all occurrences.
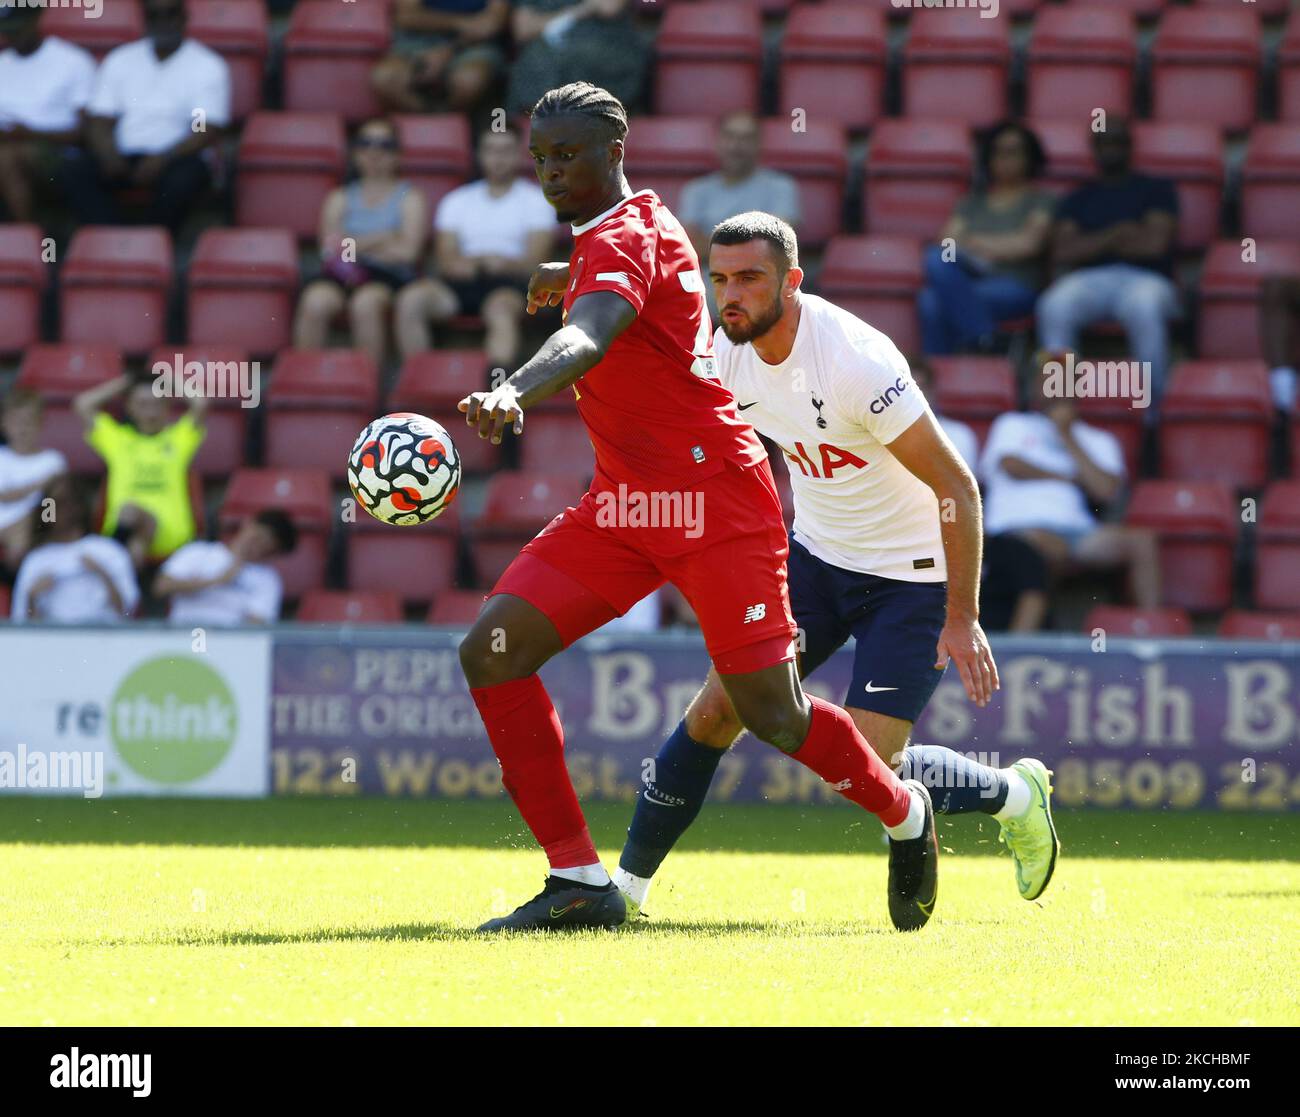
[788,536,948,723]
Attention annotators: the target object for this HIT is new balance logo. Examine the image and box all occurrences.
[743,603,767,623]
[830,778,853,791]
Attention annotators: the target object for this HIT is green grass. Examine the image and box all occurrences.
[0,799,1297,1026]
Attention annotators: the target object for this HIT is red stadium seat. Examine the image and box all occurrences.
[1197,240,1300,361]
[1194,0,1287,17]
[1241,126,1300,243]
[1151,8,1261,131]
[219,468,334,598]
[1124,481,1238,612]
[1159,361,1271,490]
[1081,0,1168,16]
[60,227,172,356]
[265,349,380,478]
[146,344,252,480]
[187,228,299,356]
[296,590,404,624]
[1027,9,1136,126]
[389,351,501,474]
[236,112,346,239]
[902,10,1010,128]
[928,357,1016,448]
[1132,122,1224,251]
[428,589,488,626]
[40,0,142,59]
[864,119,972,239]
[188,0,269,121]
[622,117,718,215]
[0,224,49,356]
[1256,481,1300,611]
[0,583,8,619]
[394,114,474,220]
[817,235,923,355]
[1029,119,1096,194]
[282,1,390,122]
[1280,14,1300,123]
[15,344,124,474]
[469,472,590,588]
[519,414,595,478]
[346,505,461,606]
[1218,611,1300,641]
[778,5,888,132]
[1082,606,1192,638]
[655,3,763,118]
[758,119,847,248]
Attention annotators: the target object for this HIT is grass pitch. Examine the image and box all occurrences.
[0,798,1296,1026]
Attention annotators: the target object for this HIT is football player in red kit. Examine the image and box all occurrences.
[458,82,937,933]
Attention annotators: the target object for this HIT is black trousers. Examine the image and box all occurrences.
[57,148,210,230]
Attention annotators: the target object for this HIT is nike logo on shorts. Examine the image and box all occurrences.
[864,681,899,693]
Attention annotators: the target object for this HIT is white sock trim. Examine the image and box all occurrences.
[611,867,651,908]
[884,785,927,841]
[550,862,611,887]
[994,768,1032,821]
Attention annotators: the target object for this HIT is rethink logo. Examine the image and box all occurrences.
[50,1049,150,1098]
[891,0,999,19]
[1041,354,1152,411]
[593,484,704,539]
[152,353,262,409]
[1,0,103,18]
[0,745,103,799]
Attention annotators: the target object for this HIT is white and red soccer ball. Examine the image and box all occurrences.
[347,412,461,526]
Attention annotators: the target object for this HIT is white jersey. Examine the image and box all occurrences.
[714,293,946,582]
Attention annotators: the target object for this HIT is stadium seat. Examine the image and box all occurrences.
[0,583,8,619]
[346,504,461,606]
[817,235,923,356]
[1218,611,1300,641]
[1256,481,1300,611]
[1132,122,1224,252]
[469,472,590,588]
[1197,240,1300,361]
[621,117,718,214]
[519,414,595,478]
[778,5,888,132]
[1194,0,1287,17]
[1082,0,1168,16]
[928,357,1016,449]
[146,345,251,480]
[901,10,1011,127]
[187,228,299,356]
[236,112,346,239]
[654,3,763,118]
[759,119,847,247]
[265,350,380,478]
[1151,8,1261,131]
[1027,8,1136,122]
[1124,481,1239,612]
[15,344,124,474]
[1159,361,1271,490]
[39,0,142,59]
[393,115,474,220]
[60,227,172,356]
[1030,119,1096,194]
[1241,125,1300,242]
[0,224,48,356]
[296,590,404,624]
[1280,14,1300,123]
[863,119,972,239]
[219,468,334,599]
[188,0,270,121]
[282,1,390,122]
[1082,606,1192,639]
[389,352,502,474]
[428,589,488,626]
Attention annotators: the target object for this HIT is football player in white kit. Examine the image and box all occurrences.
[614,213,1059,921]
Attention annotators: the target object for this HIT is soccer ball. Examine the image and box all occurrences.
[347,412,461,526]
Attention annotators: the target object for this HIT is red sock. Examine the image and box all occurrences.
[794,697,912,827]
[470,675,598,869]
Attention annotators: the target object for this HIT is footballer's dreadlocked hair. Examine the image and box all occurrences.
[530,82,629,146]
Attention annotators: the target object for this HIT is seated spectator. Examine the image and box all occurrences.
[978,355,1159,631]
[909,357,979,471]
[73,373,207,569]
[0,6,95,222]
[1037,121,1180,403]
[154,510,296,626]
[57,0,230,232]
[371,0,510,116]
[294,119,427,370]
[0,388,68,579]
[396,124,553,370]
[679,112,801,264]
[11,479,139,624]
[1261,276,1300,412]
[979,532,1050,633]
[919,122,1052,355]
[506,1,649,116]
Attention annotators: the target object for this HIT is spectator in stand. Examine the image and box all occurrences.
[396,124,553,370]
[978,353,1159,632]
[0,6,95,222]
[73,372,207,570]
[372,0,510,116]
[294,119,428,370]
[919,122,1052,355]
[979,532,1050,634]
[909,357,979,472]
[678,112,801,264]
[506,1,649,117]
[57,0,230,232]
[1037,121,1180,404]
[154,510,296,626]
[10,478,139,624]
[0,388,68,579]
[1261,276,1300,412]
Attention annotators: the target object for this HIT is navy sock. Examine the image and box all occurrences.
[619,720,725,878]
[898,744,1008,815]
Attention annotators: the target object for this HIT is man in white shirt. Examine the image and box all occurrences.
[909,356,980,472]
[0,6,95,222]
[396,124,556,369]
[57,0,230,230]
[0,388,68,578]
[153,510,296,627]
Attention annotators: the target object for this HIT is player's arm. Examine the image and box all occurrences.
[459,290,637,443]
[887,412,999,707]
[73,374,131,429]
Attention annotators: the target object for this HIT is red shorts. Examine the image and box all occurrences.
[491,459,798,674]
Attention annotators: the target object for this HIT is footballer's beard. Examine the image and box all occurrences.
[719,294,784,344]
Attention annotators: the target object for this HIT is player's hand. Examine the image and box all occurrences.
[459,382,524,444]
[526,262,570,315]
[935,615,999,707]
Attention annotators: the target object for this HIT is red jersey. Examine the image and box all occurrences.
[560,189,765,491]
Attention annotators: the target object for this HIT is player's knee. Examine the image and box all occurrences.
[457,625,539,688]
[685,692,742,749]
[733,700,805,754]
